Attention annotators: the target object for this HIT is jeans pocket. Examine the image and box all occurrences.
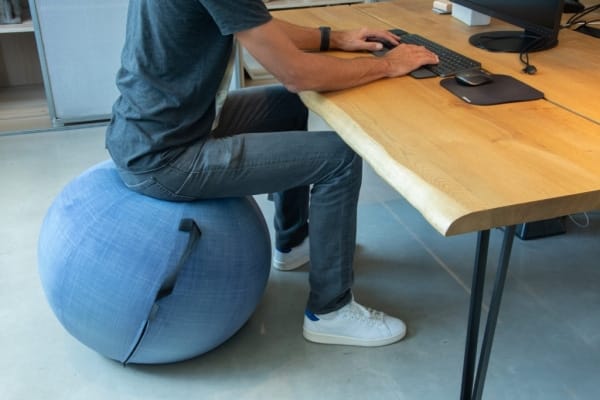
[122,176,156,191]
[122,175,195,202]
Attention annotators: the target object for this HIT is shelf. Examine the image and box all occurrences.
[0,19,34,34]
[0,11,49,132]
[0,84,51,132]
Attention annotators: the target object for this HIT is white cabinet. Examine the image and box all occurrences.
[30,0,128,126]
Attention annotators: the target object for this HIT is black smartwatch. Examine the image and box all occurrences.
[319,26,331,51]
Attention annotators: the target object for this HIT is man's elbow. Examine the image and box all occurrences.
[281,80,302,93]
[278,70,315,93]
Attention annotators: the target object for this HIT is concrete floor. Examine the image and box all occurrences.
[1,125,599,400]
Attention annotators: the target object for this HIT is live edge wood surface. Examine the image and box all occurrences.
[273,2,600,236]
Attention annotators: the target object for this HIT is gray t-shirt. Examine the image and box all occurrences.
[106,0,271,172]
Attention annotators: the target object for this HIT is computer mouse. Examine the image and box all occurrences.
[455,69,494,86]
[366,36,397,50]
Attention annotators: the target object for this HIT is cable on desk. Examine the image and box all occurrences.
[472,32,543,74]
[562,3,600,36]
[518,35,546,75]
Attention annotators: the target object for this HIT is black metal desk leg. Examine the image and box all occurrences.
[460,230,490,400]
[472,225,516,400]
[459,227,517,400]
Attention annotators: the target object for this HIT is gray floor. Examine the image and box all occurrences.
[1,125,599,400]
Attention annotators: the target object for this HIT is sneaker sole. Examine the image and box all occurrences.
[272,257,310,271]
[302,328,406,347]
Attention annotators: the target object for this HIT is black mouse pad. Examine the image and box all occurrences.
[440,74,544,105]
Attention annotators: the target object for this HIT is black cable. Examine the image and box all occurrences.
[563,4,600,38]
[518,36,545,75]
[564,3,600,28]
[474,32,543,74]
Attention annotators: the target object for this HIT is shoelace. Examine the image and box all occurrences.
[342,302,385,325]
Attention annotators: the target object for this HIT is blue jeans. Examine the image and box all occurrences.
[117,85,362,314]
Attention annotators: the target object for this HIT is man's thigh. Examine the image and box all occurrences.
[169,129,351,199]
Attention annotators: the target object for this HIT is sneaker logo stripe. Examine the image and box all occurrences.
[305,309,320,321]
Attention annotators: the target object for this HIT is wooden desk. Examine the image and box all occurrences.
[276,3,600,237]
[274,2,600,400]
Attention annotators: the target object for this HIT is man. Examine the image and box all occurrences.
[106,0,438,347]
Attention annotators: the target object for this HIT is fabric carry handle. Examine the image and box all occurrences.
[122,218,202,365]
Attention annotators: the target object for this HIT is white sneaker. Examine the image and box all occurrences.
[272,238,310,271]
[303,299,407,347]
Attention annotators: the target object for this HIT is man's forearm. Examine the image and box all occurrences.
[273,18,325,51]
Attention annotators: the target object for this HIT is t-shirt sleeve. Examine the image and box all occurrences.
[199,0,272,35]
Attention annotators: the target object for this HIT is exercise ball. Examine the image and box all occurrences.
[38,160,271,364]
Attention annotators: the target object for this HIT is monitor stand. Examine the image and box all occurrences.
[469,30,557,53]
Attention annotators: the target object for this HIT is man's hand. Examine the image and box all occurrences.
[331,27,402,52]
[330,27,439,76]
[383,44,440,77]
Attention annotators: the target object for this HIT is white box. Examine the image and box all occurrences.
[433,0,452,13]
[451,3,491,26]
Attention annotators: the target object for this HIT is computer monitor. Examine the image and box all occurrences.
[451,0,565,53]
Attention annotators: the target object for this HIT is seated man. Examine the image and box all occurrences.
[106,0,438,347]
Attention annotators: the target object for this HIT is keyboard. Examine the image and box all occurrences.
[374,29,482,78]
